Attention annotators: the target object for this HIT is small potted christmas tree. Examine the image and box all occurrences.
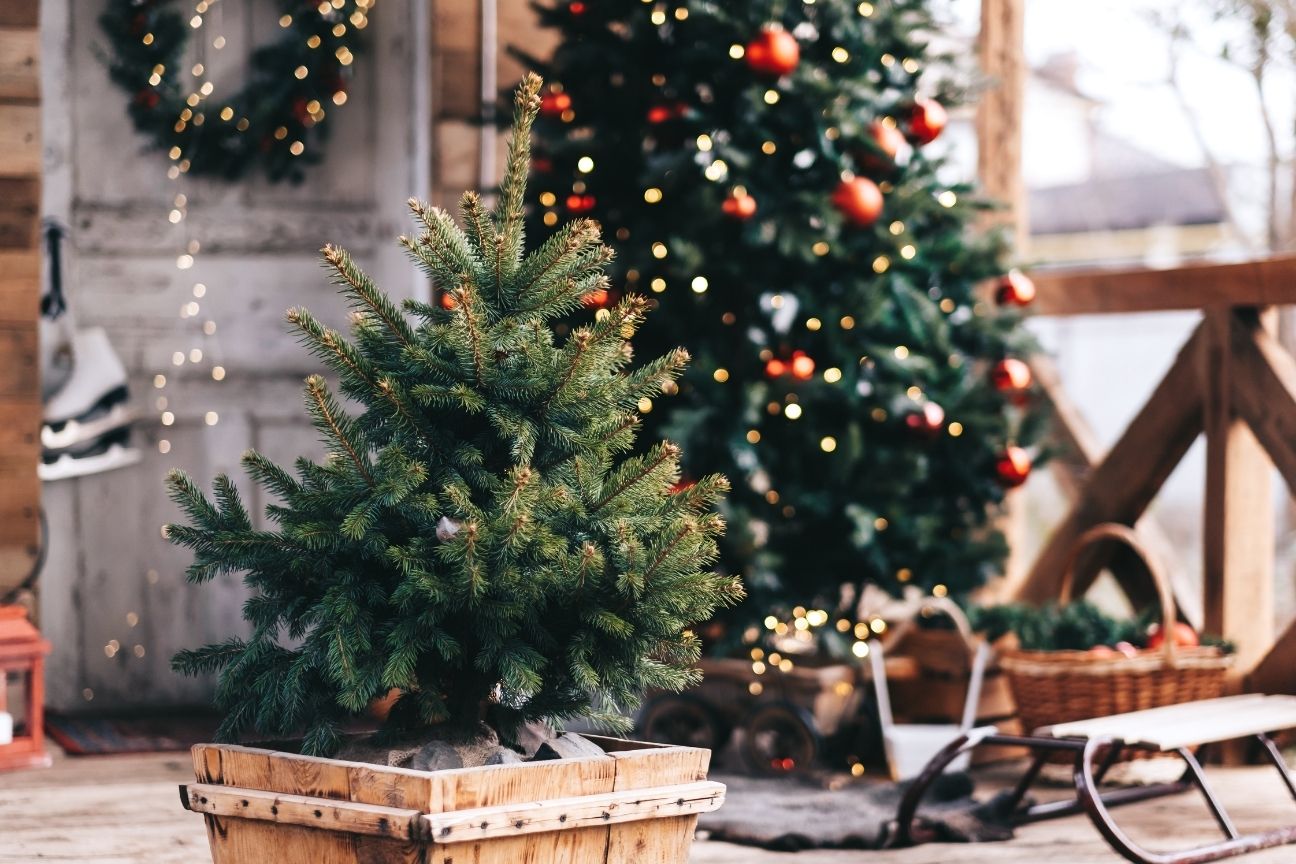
[171,74,740,864]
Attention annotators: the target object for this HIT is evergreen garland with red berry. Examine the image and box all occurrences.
[520,0,1045,614]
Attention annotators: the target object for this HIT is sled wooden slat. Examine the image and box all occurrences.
[424,781,725,844]
[183,783,427,841]
[1046,695,1296,751]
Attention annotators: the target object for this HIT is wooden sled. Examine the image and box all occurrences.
[891,694,1296,863]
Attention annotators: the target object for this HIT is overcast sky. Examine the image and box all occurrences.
[950,0,1296,168]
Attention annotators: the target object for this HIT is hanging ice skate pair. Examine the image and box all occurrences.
[38,221,140,481]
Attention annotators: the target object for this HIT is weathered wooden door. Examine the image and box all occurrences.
[39,0,429,710]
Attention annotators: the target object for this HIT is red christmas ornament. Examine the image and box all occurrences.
[582,287,611,308]
[868,120,909,165]
[670,476,696,494]
[994,270,1036,307]
[745,26,800,78]
[439,292,457,311]
[831,177,884,227]
[539,91,573,118]
[995,446,1032,488]
[647,102,687,124]
[904,402,945,437]
[765,358,787,379]
[721,191,758,220]
[790,351,815,381]
[907,97,948,145]
[565,194,597,214]
[991,358,1033,394]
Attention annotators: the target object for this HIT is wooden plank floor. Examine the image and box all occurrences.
[4,747,1296,863]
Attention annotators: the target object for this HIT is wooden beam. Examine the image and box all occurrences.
[1030,256,1296,316]
[1028,354,1203,626]
[1247,617,1296,696]
[1013,326,1205,604]
[1202,309,1274,677]
[976,0,1026,248]
[1231,312,1296,498]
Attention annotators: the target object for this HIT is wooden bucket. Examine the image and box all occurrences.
[181,735,723,864]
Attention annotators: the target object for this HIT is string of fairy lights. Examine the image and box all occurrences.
[85,0,374,703]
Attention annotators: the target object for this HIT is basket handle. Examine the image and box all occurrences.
[1058,522,1176,665]
[879,594,979,655]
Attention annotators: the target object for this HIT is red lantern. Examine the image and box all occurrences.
[0,606,51,771]
[745,26,800,78]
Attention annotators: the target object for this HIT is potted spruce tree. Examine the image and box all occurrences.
[169,74,740,864]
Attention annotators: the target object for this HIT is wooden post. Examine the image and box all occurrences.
[0,0,41,597]
[1201,309,1275,677]
[977,0,1026,250]
[977,0,1027,595]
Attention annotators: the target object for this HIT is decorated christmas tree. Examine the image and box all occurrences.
[164,74,742,756]
[520,1,1042,616]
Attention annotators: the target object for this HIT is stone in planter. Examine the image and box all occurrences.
[182,735,724,864]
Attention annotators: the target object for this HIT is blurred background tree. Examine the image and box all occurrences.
[515,0,1044,625]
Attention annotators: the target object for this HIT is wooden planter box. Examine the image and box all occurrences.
[181,735,723,864]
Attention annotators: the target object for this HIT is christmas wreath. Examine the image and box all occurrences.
[99,0,375,182]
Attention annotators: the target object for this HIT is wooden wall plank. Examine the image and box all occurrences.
[1030,256,1296,316]
[0,104,39,177]
[0,2,38,590]
[0,27,38,102]
[0,2,37,29]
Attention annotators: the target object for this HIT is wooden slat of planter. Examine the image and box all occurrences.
[607,740,710,863]
[184,783,426,841]
[0,28,38,102]
[428,755,618,864]
[424,781,724,844]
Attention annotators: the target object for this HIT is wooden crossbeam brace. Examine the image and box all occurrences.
[1230,311,1296,498]
[1014,325,1205,605]
[1030,355,1202,626]
[1031,255,1296,316]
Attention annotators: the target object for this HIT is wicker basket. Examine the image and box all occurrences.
[1000,523,1232,750]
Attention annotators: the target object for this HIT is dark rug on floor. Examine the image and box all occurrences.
[46,710,220,755]
[698,772,1019,851]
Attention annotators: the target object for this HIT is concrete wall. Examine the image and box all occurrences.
[38,0,430,711]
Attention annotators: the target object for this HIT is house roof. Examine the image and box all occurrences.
[1029,165,1226,236]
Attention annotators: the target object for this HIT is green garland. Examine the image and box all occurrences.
[100,0,375,182]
